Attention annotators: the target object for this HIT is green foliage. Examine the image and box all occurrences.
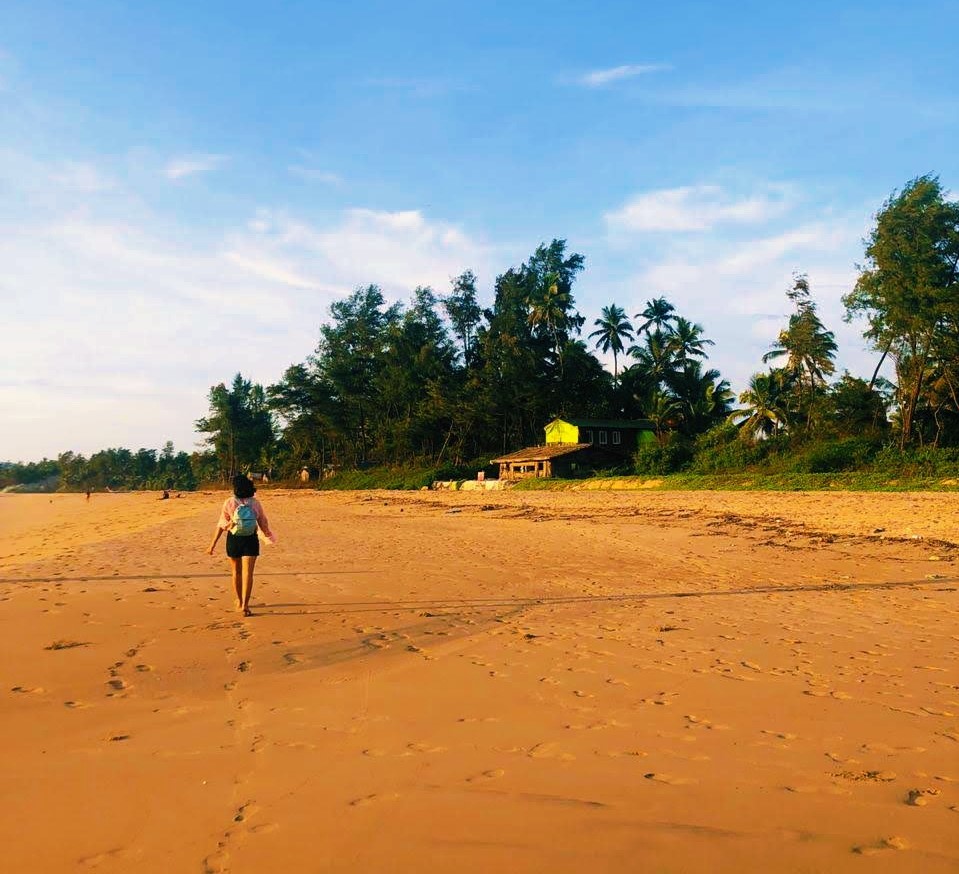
[763,274,838,431]
[316,459,491,490]
[48,443,196,491]
[633,437,693,475]
[196,373,275,481]
[844,176,959,446]
[870,444,959,476]
[0,458,60,489]
[589,303,634,384]
[687,423,786,474]
[785,437,882,473]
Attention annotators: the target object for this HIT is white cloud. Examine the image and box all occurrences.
[577,64,670,87]
[49,160,114,192]
[715,224,844,276]
[223,251,325,292]
[615,216,871,395]
[0,148,488,459]
[164,153,228,180]
[289,165,342,185]
[606,184,795,233]
[247,207,488,292]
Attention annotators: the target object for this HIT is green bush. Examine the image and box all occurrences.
[315,459,492,490]
[787,437,882,473]
[687,426,786,474]
[634,439,693,475]
[870,444,959,477]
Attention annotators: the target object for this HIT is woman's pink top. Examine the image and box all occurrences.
[218,496,277,542]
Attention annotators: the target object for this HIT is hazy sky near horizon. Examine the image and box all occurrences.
[2,1,958,462]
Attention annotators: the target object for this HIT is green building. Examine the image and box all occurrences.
[493,417,656,481]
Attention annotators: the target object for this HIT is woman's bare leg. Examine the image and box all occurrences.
[230,558,243,610]
[241,555,257,615]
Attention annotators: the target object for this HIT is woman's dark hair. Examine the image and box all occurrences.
[232,474,256,499]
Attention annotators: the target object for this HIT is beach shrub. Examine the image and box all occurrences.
[633,438,693,475]
[870,444,959,477]
[686,424,786,474]
[787,437,882,473]
[315,458,493,490]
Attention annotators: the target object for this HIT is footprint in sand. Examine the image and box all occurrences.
[834,770,897,783]
[249,823,279,835]
[528,742,575,761]
[349,793,400,807]
[467,769,505,783]
[761,729,798,740]
[282,653,302,666]
[78,847,129,868]
[853,836,908,855]
[236,661,251,673]
[233,801,260,822]
[906,787,940,806]
[644,772,697,786]
[106,679,128,696]
[406,742,447,754]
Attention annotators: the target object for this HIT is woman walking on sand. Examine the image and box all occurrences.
[207,474,277,616]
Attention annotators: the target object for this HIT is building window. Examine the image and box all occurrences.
[584,429,594,443]
[599,430,608,445]
[612,431,621,445]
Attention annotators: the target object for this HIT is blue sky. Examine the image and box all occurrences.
[2,0,957,461]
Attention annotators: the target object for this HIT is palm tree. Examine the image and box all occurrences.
[589,304,634,385]
[628,328,676,385]
[729,371,791,439]
[666,317,714,365]
[526,270,581,371]
[666,361,733,435]
[635,297,676,336]
[763,275,837,430]
[645,389,681,443]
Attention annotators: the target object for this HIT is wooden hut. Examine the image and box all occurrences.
[492,417,657,481]
[491,443,593,481]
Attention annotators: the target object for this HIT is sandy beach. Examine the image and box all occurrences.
[1,488,957,873]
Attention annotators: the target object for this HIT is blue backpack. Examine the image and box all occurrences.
[231,500,258,536]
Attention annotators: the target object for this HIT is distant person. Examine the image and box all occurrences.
[207,474,277,616]
[160,490,170,500]
[85,489,91,502]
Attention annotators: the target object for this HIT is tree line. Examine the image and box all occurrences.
[4,175,957,489]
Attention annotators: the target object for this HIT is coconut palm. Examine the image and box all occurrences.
[666,361,734,435]
[729,371,791,439]
[763,275,837,430]
[644,389,682,443]
[526,270,583,372]
[635,297,677,336]
[589,304,634,385]
[667,317,714,365]
[627,328,675,385]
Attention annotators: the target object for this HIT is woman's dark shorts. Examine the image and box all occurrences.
[226,532,260,558]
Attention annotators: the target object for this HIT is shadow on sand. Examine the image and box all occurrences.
[254,577,956,616]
